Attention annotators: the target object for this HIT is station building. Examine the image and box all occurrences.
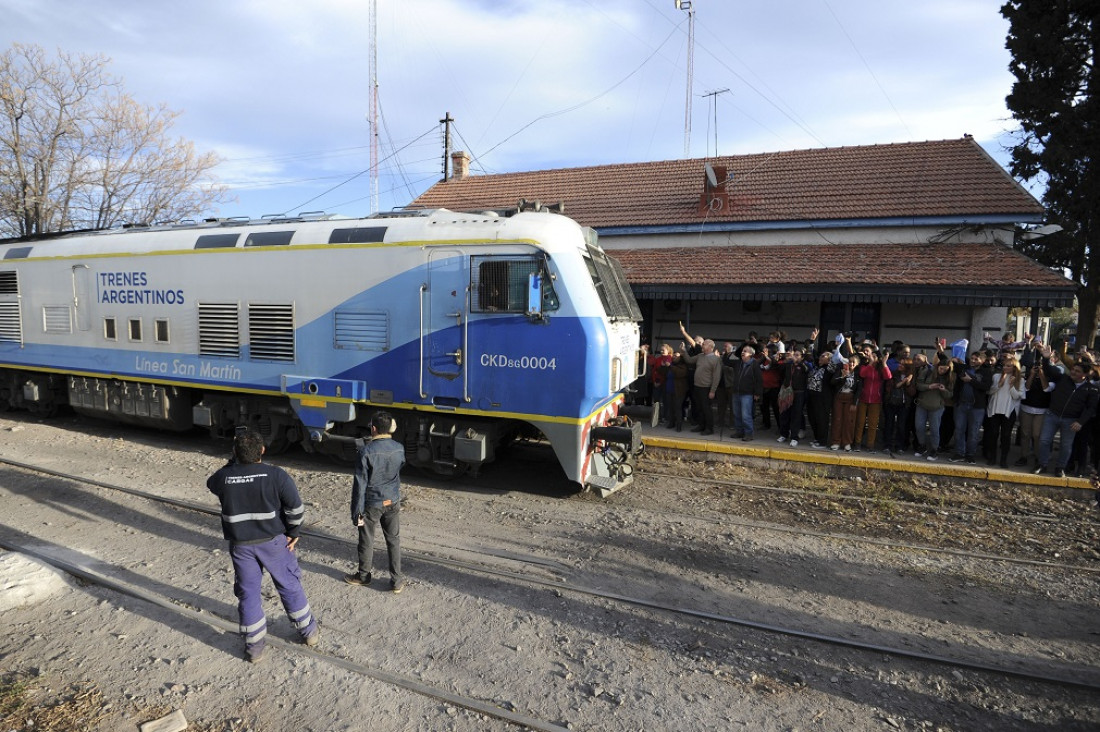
[411,136,1075,355]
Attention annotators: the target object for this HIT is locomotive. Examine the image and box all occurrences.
[0,208,644,495]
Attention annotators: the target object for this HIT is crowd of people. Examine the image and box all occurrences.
[639,325,1100,480]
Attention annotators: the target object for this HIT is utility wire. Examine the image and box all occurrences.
[821,0,912,138]
[635,0,826,148]
[452,123,490,176]
[281,125,438,215]
[476,20,682,163]
[378,96,420,203]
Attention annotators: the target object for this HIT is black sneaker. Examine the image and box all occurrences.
[949,454,966,463]
[926,451,938,462]
[1032,465,1046,475]
[391,578,406,594]
[344,572,372,586]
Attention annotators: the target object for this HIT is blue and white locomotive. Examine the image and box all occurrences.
[0,208,644,494]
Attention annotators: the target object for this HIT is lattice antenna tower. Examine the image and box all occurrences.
[369,0,379,214]
[677,1,695,158]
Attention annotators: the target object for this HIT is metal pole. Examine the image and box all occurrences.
[369,0,379,214]
[678,1,694,157]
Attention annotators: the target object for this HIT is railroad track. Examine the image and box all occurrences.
[3,454,1099,698]
[629,464,1100,571]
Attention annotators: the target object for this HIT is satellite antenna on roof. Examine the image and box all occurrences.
[699,162,732,214]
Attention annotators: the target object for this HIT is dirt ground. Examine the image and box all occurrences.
[1,412,1099,732]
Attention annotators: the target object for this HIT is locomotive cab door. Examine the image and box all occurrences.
[421,249,468,406]
[72,264,92,332]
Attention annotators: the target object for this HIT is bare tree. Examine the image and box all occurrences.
[0,43,229,238]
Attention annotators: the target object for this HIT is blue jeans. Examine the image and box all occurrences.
[1037,413,1078,470]
[952,405,984,458]
[732,393,755,437]
[913,405,944,452]
[230,535,317,658]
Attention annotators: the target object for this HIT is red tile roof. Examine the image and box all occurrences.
[412,137,1044,228]
[610,241,1069,289]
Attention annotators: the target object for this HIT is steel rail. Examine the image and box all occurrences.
[3,456,1099,694]
[642,467,1095,526]
[0,535,569,732]
[636,469,1100,574]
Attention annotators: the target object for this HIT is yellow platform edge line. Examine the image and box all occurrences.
[643,436,1094,489]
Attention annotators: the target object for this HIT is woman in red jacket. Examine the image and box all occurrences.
[854,348,892,452]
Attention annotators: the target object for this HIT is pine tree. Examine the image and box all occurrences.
[1001,0,1099,346]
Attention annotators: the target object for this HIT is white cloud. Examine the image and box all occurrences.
[1,0,1023,217]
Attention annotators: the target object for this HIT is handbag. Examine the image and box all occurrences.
[777,384,795,412]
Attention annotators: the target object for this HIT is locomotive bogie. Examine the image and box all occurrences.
[0,370,67,417]
[68,375,193,430]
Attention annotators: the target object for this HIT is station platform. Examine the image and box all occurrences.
[637,419,1095,492]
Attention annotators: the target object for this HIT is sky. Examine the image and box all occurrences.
[1,0,1028,220]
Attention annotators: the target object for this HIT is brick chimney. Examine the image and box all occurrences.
[451,150,471,180]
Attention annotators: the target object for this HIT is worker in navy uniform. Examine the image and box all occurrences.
[345,411,407,593]
[207,429,319,662]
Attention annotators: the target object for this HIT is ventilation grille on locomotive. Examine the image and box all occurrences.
[249,303,295,362]
[198,302,241,358]
[334,309,389,351]
[43,306,73,334]
[0,271,20,344]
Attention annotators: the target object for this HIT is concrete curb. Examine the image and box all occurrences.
[642,433,1095,490]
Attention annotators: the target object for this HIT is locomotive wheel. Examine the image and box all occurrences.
[325,439,359,464]
[264,428,292,455]
[30,403,60,419]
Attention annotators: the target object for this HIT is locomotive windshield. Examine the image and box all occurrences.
[582,231,642,322]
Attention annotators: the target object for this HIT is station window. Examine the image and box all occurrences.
[128,318,142,342]
[155,318,170,343]
[104,317,117,341]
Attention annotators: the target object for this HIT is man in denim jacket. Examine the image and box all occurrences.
[345,411,407,592]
